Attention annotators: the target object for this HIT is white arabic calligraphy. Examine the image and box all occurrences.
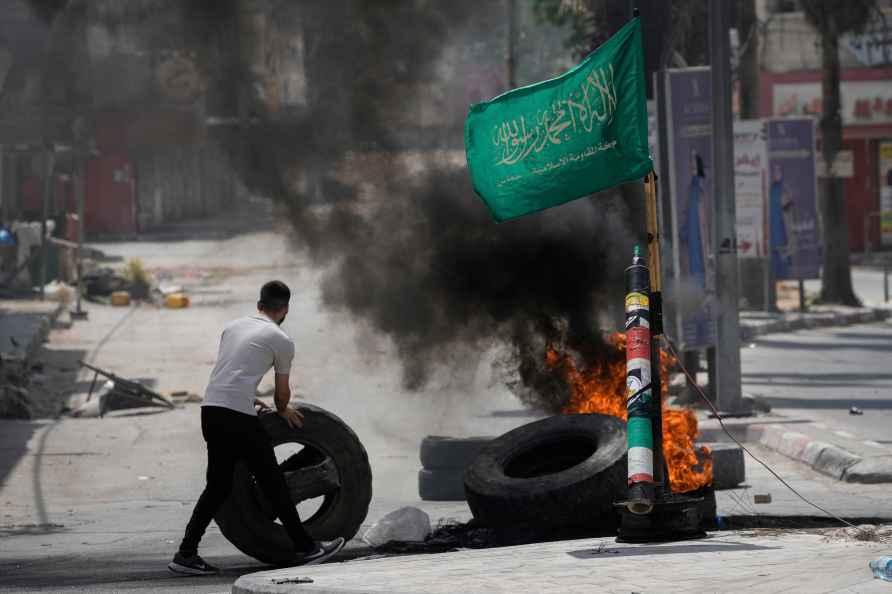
[494,140,618,187]
[492,64,618,167]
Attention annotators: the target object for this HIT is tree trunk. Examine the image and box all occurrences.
[737,0,759,120]
[817,19,859,305]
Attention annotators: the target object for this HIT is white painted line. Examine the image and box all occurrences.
[863,440,888,449]
[834,430,856,439]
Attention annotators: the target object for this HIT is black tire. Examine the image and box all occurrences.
[215,404,372,565]
[418,468,466,501]
[419,436,493,470]
[464,414,626,530]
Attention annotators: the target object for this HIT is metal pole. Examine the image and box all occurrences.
[506,0,517,89]
[73,148,87,318]
[884,259,889,303]
[709,0,743,413]
[643,172,668,493]
[39,147,54,300]
[798,279,806,312]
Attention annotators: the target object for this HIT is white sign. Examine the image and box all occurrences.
[843,16,892,66]
[733,120,767,259]
[816,150,854,178]
[773,80,892,125]
[880,141,892,247]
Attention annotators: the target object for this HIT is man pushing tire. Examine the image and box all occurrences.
[168,281,345,576]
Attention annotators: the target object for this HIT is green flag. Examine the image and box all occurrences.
[464,18,651,223]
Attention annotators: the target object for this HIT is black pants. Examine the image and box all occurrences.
[179,405,315,555]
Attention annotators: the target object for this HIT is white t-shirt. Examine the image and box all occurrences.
[202,314,295,416]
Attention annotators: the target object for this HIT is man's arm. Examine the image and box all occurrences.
[275,373,303,428]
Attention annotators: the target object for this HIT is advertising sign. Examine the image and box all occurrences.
[766,118,821,280]
[733,120,767,259]
[664,67,715,349]
[880,141,892,247]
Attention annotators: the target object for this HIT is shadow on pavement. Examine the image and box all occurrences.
[0,553,264,591]
[566,539,779,559]
[753,337,892,352]
[755,397,892,409]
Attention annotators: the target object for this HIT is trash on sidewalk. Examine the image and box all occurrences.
[158,283,184,296]
[43,281,74,303]
[271,577,314,585]
[71,361,174,418]
[169,390,202,403]
[164,293,190,309]
[1,354,33,419]
[110,291,131,307]
[870,556,892,581]
[849,406,864,415]
[753,494,772,504]
[362,506,431,547]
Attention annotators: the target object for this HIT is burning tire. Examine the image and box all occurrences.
[464,413,626,530]
[215,404,372,565]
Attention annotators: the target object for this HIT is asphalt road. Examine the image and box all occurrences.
[2,216,890,593]
[742,318,892,451]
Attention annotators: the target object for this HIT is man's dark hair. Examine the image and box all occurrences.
[258,280,290,311]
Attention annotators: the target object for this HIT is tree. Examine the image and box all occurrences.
[800,0,875,306]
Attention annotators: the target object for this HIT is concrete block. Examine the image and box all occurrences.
[698,442,745,490]
[776,431,811,460]
[812,445,861,480]
[842,457,892,484]
[801,441,829,468]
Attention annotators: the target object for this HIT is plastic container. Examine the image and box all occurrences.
[870,556,892,581]
[165,293,190,309]
[110,291,131,306]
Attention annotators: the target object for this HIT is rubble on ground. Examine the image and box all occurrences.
[362,507,432,547]
[0,354,33,419]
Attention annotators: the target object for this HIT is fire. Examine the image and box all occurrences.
[549,332,713,492]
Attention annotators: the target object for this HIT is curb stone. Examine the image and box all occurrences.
[842,456,892,484]
[739,307,889,341]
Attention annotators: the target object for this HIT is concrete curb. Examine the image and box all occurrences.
[741,424,892,484]
[0,300,66,364]
[739,306,890,341]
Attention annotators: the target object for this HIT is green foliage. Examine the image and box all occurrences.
[123,258,150,286]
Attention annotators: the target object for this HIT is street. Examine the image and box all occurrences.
[1,220,891,592]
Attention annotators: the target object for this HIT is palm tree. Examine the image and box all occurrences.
[800,0,875,305]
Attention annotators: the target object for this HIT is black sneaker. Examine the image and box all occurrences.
[167,552,220,576]
[294,537,346,566]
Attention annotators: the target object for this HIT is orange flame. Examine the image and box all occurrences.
[549,332,712,492]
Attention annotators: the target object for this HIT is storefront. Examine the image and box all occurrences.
[761,67,892,252]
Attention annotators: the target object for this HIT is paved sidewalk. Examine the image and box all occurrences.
[233,531,890,594]
[738,305,890,341]
[0,299,65,362]
[699,416,892,484]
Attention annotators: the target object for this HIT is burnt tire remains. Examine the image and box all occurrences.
[215,404,372,565]
[464,414,626,530]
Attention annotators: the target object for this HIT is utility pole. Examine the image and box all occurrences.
[709,0,743,413]
[506,0,517,88]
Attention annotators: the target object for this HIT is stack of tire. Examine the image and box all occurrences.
[418,436,493,501]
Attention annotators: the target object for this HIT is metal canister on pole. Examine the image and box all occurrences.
[625,244,655,514]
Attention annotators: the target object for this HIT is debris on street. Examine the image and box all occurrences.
[363,507,431,547]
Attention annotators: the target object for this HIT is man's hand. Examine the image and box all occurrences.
[254,397,271,411]
[277,405,304,429]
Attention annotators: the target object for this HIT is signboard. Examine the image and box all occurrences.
[766,118,821,281]
[816,150,854,178]
[773,80,892,125]
[842,15,892,67]
[880,141,892,246]
[733,120,767,259]
[664,67,715,349]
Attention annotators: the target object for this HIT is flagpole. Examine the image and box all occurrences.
[643,170,669,494]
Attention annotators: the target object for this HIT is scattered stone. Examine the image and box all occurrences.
[362,506,431,547]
